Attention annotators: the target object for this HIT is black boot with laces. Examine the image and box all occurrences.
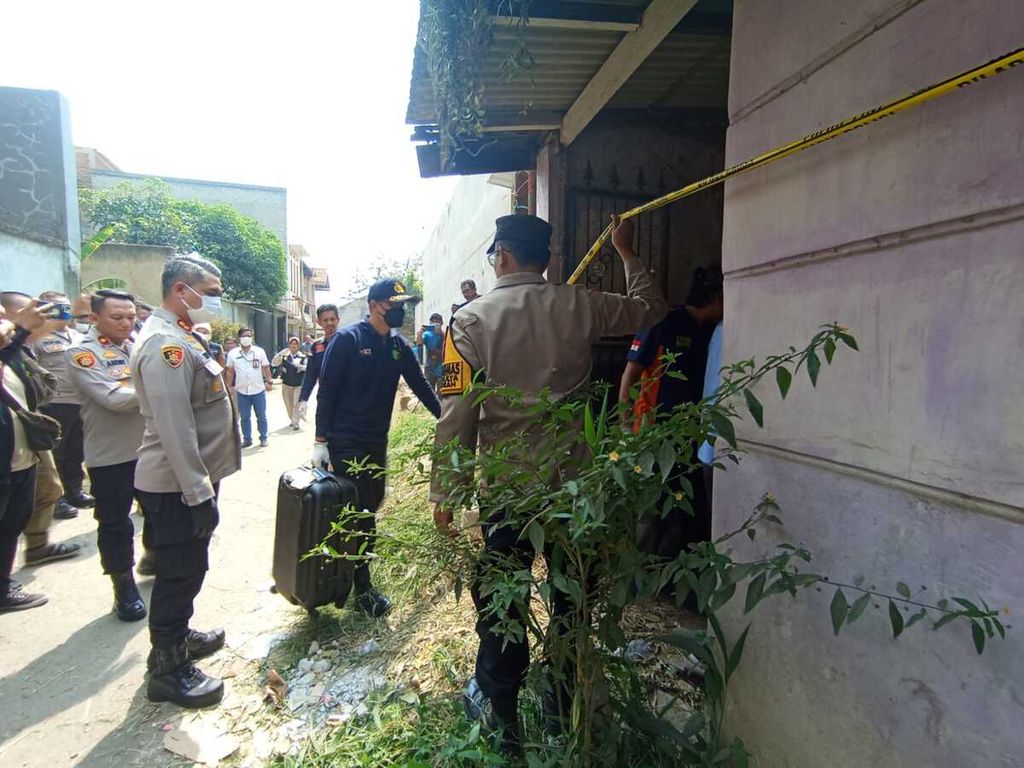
[111,571,146,622]
[147,643,224,708]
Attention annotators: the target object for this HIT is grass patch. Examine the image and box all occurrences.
[260,410,699,767]
[273,692,510,767]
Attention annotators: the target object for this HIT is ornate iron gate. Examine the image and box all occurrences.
[564,184,672,391]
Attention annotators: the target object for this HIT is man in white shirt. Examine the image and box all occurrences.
[225,328,272,448]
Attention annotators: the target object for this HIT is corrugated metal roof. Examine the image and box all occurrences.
[407,22,729,126]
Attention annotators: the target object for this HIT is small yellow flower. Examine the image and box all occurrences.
[1004,606,1011,616]
[608,451,620,463]
[633,465,643,474]
[674,492,684,502]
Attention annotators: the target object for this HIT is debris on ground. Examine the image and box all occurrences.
[163,721,238,765]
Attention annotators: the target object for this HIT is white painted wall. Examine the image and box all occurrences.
[0,232,68,295]
[717,1,1024,766]
[417,174,512,324]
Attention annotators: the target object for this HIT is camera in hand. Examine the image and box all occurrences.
[50,303,73,321]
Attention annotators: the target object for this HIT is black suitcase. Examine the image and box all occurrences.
[272,466,361,613]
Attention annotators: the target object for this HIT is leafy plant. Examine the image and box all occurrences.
[79,180,288,308]
[209,318,241,346]
[418,0,537,170]
[318,324,1007,766]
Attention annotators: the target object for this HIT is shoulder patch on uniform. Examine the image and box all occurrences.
[439,328,473,396]
[72,350,97,369]
[161,344,186,368]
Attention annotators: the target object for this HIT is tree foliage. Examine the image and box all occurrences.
[79,180,288,309]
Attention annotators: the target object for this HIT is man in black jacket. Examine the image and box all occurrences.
[272,337,307,430]
[312,280,441,617]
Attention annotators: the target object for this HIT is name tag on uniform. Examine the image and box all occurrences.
[205,358,224,376]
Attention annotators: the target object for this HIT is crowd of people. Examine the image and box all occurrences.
[0,213,722,754]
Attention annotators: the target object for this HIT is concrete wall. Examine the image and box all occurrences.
[717,1,1024,766]
[418,174,512,324]
[0,87,80,295]
[90,170,287,249]
[81,242,174,307]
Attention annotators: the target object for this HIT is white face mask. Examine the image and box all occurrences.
[239,336,253,348]
[181,285,222,324]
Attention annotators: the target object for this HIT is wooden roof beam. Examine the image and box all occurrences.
[491,15,639,33]
[559,0,699,146]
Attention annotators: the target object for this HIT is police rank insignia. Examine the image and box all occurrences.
[72,350,97,369]
[161,344,186,368]
[102,350,119,359]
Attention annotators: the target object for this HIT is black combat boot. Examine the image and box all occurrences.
[355,589,393,618]
[186,628,226,660]
[111,571,146,622]
[64,490,95,509]
[147,643,224,708]
[463,677,522,755]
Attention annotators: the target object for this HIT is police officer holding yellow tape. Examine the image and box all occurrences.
[132,254,241,709]
[430,214,667,751]
[66,290,148,622]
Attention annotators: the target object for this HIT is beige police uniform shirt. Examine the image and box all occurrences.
[429,254,667,502]
[132,308,241,506]
[30,329,84,405]
[65,329,145,468]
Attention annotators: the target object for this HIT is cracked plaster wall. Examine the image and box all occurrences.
[0,87,80,294]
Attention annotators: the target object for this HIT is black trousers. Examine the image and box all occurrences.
[328,440,386,594]
[0,466,37,591]
[137,485,218,648]
[88,460,137,575]
[472,511,574,712]
[40,403,84,496]
[637,463,710,559]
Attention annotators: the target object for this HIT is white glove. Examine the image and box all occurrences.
[313,442,330,470]
[297,400,308,421]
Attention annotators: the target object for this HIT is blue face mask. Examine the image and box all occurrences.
[183,285,222,323]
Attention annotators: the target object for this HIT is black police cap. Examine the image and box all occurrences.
[486,214,553,255]
[367,278,418,303]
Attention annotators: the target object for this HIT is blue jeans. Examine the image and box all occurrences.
[237,391,268,442]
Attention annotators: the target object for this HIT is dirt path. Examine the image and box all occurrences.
[0,387,312,767]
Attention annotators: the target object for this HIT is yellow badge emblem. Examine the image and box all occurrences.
[102,350,119,359]
[161,344,185,369]
[439,328,473,396]
[72,350,97,369]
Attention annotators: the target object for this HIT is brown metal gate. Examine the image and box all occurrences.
[563,186,672,391]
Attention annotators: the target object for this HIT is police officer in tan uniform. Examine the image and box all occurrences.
[132,253,241,709]
[430,214,667,750]
[31,291,92,513]
[66,289,149,622]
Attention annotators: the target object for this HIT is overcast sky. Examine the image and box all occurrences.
[1,0,458,298]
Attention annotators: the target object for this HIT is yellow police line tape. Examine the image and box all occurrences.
[566,47,1024,285]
